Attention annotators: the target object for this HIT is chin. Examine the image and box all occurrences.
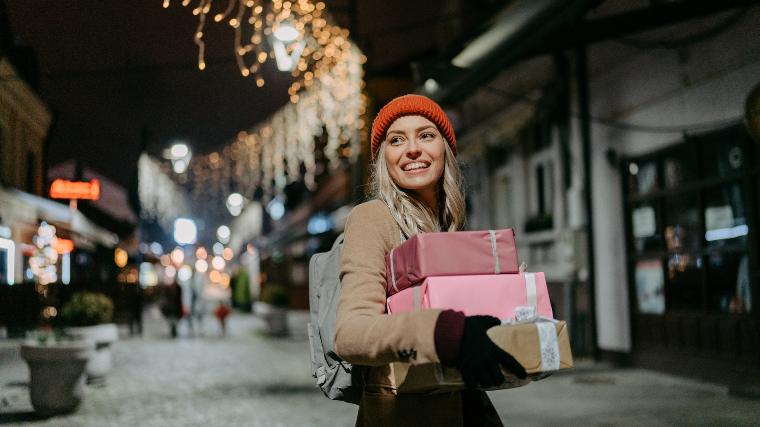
[399,179,438,195]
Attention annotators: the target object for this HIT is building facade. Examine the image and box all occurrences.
[432,1,760,383]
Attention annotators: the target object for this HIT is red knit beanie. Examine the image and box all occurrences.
[370,94,456,159]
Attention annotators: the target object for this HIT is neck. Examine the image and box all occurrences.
[414,188,439,217]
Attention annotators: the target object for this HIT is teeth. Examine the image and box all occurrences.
[403,162,429,171]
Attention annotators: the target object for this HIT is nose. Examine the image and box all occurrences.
[404,139,422,159]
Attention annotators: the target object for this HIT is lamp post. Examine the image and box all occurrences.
[163,143,192,174]
[745,82,760,143]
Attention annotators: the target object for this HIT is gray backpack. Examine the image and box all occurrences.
[307,233,364,404]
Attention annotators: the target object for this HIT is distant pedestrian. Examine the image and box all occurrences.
[214,302,231,337]
[161,280,184,338]
[334,95,525,425]
[187,271,205,336]
[128,283,143,336]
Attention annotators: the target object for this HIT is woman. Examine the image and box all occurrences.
[335,94,526,426]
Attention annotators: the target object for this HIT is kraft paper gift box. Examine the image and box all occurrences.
[386,273,553,321]
[392,320,574,394]
[385,229,519,296]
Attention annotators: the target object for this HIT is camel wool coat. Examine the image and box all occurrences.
[334,200,503,427]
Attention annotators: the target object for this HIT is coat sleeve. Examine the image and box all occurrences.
[334,201,443,367]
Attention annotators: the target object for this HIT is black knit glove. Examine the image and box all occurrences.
[457,315,527,388]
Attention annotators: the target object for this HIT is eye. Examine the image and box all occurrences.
[389,136,404,145]
[420,132,435,140]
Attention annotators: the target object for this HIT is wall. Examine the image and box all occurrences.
[0,58,51,195]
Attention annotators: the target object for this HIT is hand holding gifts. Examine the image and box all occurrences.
[392,316,573,393]
[384,228,573,393]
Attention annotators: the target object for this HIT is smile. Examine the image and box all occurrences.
[402,161,430,171]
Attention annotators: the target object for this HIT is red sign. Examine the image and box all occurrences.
[50,179,100,200]
[53,238,74,254]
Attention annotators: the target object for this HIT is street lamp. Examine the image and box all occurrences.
[272,21,305,72]
[273,22,299,42]
[173,218,197,245]
[163,142,192,174]
[217,225,231,244]
[226,193,245,216]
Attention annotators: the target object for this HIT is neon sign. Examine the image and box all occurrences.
[50,179,101,200]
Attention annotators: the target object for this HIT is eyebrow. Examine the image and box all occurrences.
[386,125,437,135]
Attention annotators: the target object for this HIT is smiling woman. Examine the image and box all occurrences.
[333,94,522,426]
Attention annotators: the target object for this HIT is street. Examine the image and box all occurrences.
[2,308,760,426]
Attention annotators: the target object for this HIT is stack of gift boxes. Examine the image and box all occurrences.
[384,229,574,393]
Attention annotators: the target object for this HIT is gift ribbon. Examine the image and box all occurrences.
[488,230,500,274]
[389,246,400,294]
[536,321,560,371]
[524,272,537,311]
[501,314,561,372]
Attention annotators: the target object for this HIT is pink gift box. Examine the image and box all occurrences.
[386,273,553,320]
[385,229,519,296]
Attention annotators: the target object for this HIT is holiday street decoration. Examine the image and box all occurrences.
[163,0,360,104]
[29,222,59,294]
[189,43,365,201]
[138,154,192,231]
[138,44,366,226]
[142,1,367,235]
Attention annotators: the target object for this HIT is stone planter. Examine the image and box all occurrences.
[20,340,94,417]
[254,302,289,336]
[65,323,118,382]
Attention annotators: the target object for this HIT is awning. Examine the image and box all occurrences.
[0,188,118,248]
[426,0,600,104]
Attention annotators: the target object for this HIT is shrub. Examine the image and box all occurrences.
[59,292,114,327]
[260,283,289,308]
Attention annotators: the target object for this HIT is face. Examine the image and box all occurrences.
[383,115,446,201]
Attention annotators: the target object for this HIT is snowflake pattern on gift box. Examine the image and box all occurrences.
[536,322,560,371]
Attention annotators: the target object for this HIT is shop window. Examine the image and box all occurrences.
[707,252,751,314]
[0,249,7,284]
[627,159,657,195]
[631,201,661,253]
[665,253,703,311]
[635,259,665,314]
[701,138,747,178]
[624,126,754,316]
[491,174,514,230]
[663,149,698,189]
[525,160,554,233]
[703,183,747,248]
[664,194,700,252]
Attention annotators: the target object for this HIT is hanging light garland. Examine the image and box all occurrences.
[138,154,192,230]
[163,0,355,103]
[186,42,367,210]
[138,41,366,232]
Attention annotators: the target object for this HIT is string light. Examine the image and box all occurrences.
[162,0,357,103]
[29,222,59,286]
[196,43,363,204]
[140,2,368,224]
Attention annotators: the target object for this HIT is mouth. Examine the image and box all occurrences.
[401,161,431,172]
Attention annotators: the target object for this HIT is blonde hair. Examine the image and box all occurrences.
[370,139,465,237]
